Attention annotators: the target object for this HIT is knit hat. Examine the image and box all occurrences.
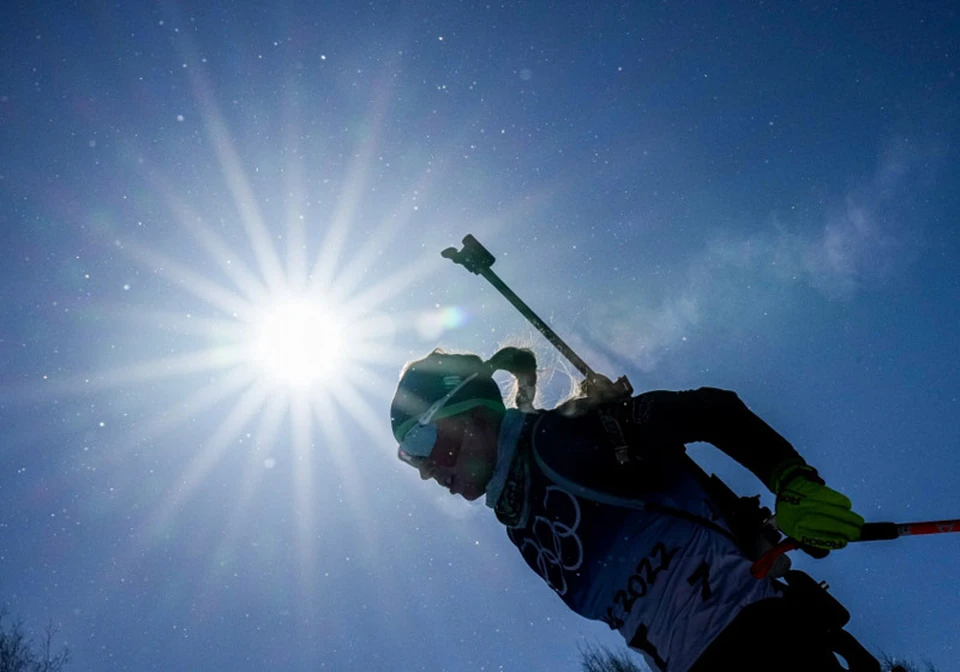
[390,350,506,443]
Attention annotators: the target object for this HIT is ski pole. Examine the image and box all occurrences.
[751,518,960,579]
[441,234,632,397]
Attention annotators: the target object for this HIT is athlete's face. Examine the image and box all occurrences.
[416,407,502,501]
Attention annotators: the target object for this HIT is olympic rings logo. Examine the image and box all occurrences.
[520,486,584,596]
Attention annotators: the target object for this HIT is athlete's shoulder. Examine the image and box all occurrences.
[527,409,653,497]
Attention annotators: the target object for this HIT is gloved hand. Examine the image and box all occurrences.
[774,464,864,550]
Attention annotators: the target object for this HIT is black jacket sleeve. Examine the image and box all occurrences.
[626,387,805,491]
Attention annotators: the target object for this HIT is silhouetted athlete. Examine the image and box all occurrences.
[390,347,873,672]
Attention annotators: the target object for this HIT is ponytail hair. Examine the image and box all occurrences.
[395,343,617,422]
[484,345,622,416]
[485,347,538,413]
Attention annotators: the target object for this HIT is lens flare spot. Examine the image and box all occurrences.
[416,305,470,339]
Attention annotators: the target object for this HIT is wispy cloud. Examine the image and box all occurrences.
[713,139,926,300]
[579,137,938,373]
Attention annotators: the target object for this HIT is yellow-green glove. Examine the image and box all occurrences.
[774,465,864,550]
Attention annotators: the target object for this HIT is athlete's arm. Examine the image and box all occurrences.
[627,388,805,491]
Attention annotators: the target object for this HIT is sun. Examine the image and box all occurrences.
[249,298,346,389]
[55,64,461,595]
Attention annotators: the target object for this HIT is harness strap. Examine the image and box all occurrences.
[595,407,784,568]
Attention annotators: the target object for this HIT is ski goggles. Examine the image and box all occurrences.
[397,372,477,469]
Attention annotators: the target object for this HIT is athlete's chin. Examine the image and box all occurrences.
[458,487,484,501]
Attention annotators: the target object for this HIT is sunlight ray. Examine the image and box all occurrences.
[289,393,317,595]
[307,74,394,294]
[178,213,273,306]
[149,380,271,534]
[326,190,438,307]
[134,366,260,447]
[329,377,396,456]
[335,309,396,339]
[147,174,273,305]
[212,391,288,581]
[281,114,309,293]
[342,365,401,404]
[187,70,288,295]
[345,315,397,362]
[346,251,448,315]
[325,141,458,306]
[342,341,410,370]
[124,241,259,321]
[285,208,308,293]
[70,346,250,392]
[310,389,380,549]
[323,236,390,309]
[316,103,505,299]
[117,308,249,341]
[306,171,364,296]
[314,308,396,365]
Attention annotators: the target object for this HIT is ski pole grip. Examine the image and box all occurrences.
[859,522,899,541]
[441,234,496,274]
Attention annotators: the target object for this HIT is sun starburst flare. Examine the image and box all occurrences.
[57,78,453,585]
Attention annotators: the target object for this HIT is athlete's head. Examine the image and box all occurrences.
[390,349,520,500]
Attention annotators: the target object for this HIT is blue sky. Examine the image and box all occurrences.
[1,2,957,670]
